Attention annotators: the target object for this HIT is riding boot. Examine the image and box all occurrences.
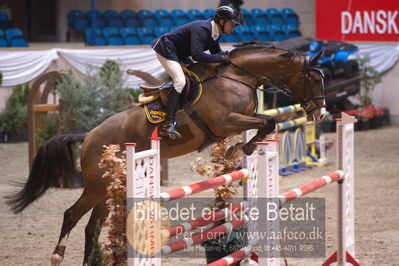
[160,87,182,139]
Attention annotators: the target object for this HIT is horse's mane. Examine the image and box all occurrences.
[229,41,306,62]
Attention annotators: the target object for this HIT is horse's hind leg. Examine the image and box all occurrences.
[83,198,110,265]
[50,191,99,266]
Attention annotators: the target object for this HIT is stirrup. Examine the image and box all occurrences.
[160,121,182,139]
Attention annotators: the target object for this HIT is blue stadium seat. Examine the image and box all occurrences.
[137,27,155,45]
[85,10,102,21]
[219,34,227,43]
[0,38,7,47]
[187,9,205,21]
[281,8,300,26]
[91,38,106,46]
[171,9,190,26]
[8,38,28,47]
[138,9,158,28]
[266,8,284,25]
[0,12,11,29]
[67,10,85,25]
[89,17,107,28]
[235,25,255,42]
[241,9,255,26]
[72,17,89,32]
[281,24,301,39]
[125,16,141,28]
[0,29,8,47]
[0,10,9,20]
[103,27,123,46]
[108,17,124,29]
[85,27,106,45]
[251,25,271,41]
[266,24,286,41]
[120,10,136,21]
[251,8,269,25]
[203,9,215,19]
[103,9,119,20]
[85,10,107,28]
[120,27,141,45]
[5,28,23,40]
[225,31,240,43]
[154,9,175,27]
[154,26,171,37]
[5,28,28,47]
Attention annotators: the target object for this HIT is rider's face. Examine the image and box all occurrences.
[222,20,236,34]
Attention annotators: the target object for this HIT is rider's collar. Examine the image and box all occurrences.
[211,20,220,41]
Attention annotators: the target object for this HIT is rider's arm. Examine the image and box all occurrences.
[190,27,223,63]
[209,40,222,55]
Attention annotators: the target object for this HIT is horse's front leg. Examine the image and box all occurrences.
[242,114,276,155]
[215,113,275,156]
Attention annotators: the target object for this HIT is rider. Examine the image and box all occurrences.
[151,6,241,139]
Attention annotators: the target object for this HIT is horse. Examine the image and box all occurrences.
[6,45,325,265]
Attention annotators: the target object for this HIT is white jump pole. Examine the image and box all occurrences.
[126,128,161,266]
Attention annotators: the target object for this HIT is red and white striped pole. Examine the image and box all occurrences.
[162,216,249,255]
[160,169,249,202]
[207,246,252,266]
[279,170,344,203]
[163,202,248,238]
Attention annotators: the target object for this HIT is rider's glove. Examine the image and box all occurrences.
[220,54,231,65]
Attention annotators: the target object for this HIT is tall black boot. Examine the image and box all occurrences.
[160,87,182,139]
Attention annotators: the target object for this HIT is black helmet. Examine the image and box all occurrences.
[214,6,241,25]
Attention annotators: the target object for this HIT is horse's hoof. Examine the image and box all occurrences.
[50,253,63,266]
[242,143,256,155]
[170,133,182,140]
[225,142,244,160]
[159,130,182,140]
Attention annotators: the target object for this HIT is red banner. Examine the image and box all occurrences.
[316,0,399,42]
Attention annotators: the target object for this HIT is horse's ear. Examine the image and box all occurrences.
[309,48,324,66]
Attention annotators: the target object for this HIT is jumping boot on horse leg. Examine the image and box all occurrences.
[160,87,182,139]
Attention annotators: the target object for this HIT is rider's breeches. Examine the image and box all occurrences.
[156,53,186,93]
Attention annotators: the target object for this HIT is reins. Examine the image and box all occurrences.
[203,57,326,115]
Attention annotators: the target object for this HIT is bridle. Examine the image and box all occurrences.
[205,57,326,116]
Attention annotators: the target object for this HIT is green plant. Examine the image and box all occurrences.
[357,55,381,107]
[0,72,3,85]
[56,60,131,133]
[87,220,108,266]
[127,88,143,103]
[36,113,58,147]
[0,83,30,134]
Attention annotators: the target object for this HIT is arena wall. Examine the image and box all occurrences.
[371,61,399,125]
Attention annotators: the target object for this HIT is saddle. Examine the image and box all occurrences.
[138,70,203,123]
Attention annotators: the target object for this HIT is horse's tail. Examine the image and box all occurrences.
[5,133,86,214]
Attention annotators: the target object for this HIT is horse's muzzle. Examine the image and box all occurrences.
[307,106,326,122]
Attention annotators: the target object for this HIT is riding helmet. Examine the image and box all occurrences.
[213,6,241,25]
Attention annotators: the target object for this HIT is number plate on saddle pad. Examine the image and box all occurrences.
[144,100,167,123]
[143,70,203,124]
